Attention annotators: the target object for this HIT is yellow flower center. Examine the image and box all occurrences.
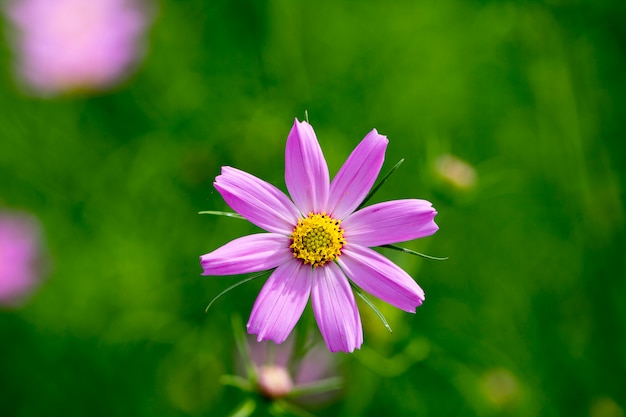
[290,212,345,267]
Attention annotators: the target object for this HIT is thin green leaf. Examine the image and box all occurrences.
[270,400,317,417]
[285,376,343,399]
[198,210,245,220]
[220,374,253,392]
[357,158,405,210]
[350,282,392,333]
[381,244,449,261]
[205,271,269,313]
[227,398,257,417]
[304,110,310,123]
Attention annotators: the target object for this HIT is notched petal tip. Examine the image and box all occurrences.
[369,128,388,143]
[293,117,311,128]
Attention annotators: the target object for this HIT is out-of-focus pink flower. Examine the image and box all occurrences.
[257,365,293,399]
[224,331,342,415]
[0,210,45,307]
[245,335,341,403]
[3,0,151,95]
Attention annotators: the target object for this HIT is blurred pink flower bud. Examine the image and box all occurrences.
[257,365,294,399]
[3,0,151,95]
[238,334,343,406]
[0,209,46,307]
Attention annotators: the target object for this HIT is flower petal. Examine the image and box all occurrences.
[200,233,292,276]
[342,199,438,247]
[338,245,425,312]
[328,129,388,219]
[310,263,363,353]
[247,261,312,344]
[215,166,300,234]
[285,119,329,214]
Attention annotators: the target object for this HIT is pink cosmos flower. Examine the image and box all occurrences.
[0,210,45,307]
[201,119,439,353]
[4,0,150,95]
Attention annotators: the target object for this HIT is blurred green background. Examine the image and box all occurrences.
[1,0,625,416]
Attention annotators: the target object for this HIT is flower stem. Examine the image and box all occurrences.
[227,398,257,417]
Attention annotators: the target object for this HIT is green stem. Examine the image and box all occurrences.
[227,398,257,417]
[220,374,253,392]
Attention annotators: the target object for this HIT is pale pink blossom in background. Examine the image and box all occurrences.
[0,209,45,307]
[3,0,151,95]
[244,335,341,403]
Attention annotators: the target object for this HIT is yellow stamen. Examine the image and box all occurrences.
[290,212,345,267]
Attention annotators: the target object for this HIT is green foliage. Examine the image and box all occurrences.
[1,1,625,416]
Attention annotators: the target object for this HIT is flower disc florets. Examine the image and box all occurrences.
[290,212,345,267]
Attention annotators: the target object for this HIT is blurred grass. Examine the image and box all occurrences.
[1,0,625,416]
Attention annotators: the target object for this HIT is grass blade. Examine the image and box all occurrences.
[205,271,269,313]
[381,244,448,261]
[350,282,392,333]
[357,158,404,210]
[198,210,245,219]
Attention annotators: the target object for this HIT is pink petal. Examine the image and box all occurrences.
[338,245,425,312]
[328,129,388,220]
[247,334,294,369]
[215,166,300,235]
[247,261,312,344]
[294,343,336,385]
[285,119,329,214]
[342,199,438,247]
[0,211,44,306]
[5,0,150,95]
[310,263,363,353]
[200,233,292,276]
